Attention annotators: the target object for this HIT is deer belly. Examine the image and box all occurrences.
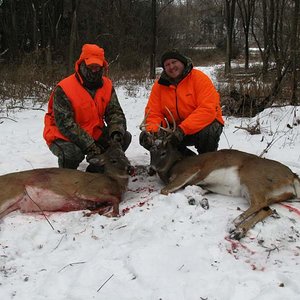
[199,166,242,197]
[18,186,87,213]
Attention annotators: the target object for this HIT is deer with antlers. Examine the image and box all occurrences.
[140,109,300,240]
[0,141,134,220]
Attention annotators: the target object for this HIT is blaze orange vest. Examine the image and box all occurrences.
[43,74,112,146]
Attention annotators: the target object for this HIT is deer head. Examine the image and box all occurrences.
[149,132,182,183]
[140,107,183,182]
[88,140,134,190]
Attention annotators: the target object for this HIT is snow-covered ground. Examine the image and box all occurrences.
[1,66,300,300]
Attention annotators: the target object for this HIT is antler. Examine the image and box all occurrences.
[139,109,150,131]
[139,109,157,148]
[139,107,177,148]
[157,106,176,134]
[140,107,176,133]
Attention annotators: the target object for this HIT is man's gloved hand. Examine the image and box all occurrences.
[86,143,103,164]
[111,131,124,144]
[139,131,154,150]
[169,128,185,146]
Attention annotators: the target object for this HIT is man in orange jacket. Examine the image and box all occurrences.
[140,49,224,157]
[43,44,131,171]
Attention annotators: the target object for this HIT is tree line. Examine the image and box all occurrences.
[0,0,299,104]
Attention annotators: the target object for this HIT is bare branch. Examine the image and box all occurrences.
[97,274,114,292]
[58,261,86,273]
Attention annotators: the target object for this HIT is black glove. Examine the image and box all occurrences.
[111,131,124,144]
[139,131,154,150]
[86,143,103,164]
[169,128,185,146]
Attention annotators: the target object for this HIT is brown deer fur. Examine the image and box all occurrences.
[0,142,133,219]
[151,146,300,239]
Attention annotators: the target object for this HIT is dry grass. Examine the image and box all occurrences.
[0,62,66,113]
[0,60,148,113]
[1,53,298,118]
[216,64,300,117]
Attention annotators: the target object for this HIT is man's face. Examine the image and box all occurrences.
[80,62,103,84]
[163,59,185,80]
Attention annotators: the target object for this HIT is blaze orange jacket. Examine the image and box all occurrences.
[145,68,224,135]
[43,74,112,146]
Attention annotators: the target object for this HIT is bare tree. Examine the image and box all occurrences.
[237,0,256,70]
[1,0,19,61]
[69,0,80,73]
[150,0,157,79]
[251,0,274,76]
[290,0,299,105]
[224,0,236,74]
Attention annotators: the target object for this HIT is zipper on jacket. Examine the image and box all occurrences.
[174,86,182,121]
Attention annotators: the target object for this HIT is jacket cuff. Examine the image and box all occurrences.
[178,125,186,135]
[108,125,125,137]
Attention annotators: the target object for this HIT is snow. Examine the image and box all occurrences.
[1,66,300,300]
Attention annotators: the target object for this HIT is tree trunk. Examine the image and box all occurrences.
[290,0,299,105]
[69,1,80,73]
[8,0,19,61]
[261,0,274,77]
[224,0,236,74]
[237,0,255,70]
[150,0,157,79]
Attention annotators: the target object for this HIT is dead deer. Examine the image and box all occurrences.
[141,109,300,240]
[0,141,134,220]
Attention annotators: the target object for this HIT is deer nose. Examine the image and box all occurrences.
[127,166,135,176]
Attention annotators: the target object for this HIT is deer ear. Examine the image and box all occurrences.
[88,157,105,166]
[162,139,169,147]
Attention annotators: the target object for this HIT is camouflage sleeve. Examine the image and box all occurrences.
[53,86,94,151]
[105,86,127,137]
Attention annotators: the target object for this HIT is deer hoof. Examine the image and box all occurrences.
[188,197,196,205]
[161,189,169,195]
[229,228,246,240]
[103,210,119,218]
[228,223,237,234]
[200,198,209,210]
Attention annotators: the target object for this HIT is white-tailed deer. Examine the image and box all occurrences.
[141,111,300,240]
[0,141,134,220]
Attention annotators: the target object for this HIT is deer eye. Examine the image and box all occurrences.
[160,151,167,158]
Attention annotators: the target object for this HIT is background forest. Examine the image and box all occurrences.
[0,0,299,113]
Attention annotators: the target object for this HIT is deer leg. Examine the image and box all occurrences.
[233,190,296,227]
[0,192,26,219]
[86,195,120,217]
[83,206,113,217]
[0,201,21,219]
[232,203,263,228]
[161,170,201,195]
[230,207,274,240]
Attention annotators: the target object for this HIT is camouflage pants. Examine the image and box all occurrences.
[181,120,223,154]
[49,130,132,169]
